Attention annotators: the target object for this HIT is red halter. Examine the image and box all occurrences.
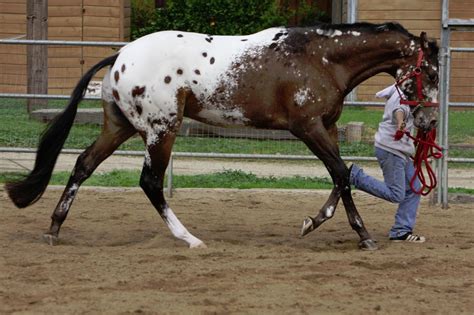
[395,48,439,108]
[395,48,443,195]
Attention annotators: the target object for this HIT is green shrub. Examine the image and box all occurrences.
[297,1,330,27]
[131,0,156,34]
[131,0,329,39]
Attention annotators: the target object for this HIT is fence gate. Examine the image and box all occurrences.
[438,0,474,208]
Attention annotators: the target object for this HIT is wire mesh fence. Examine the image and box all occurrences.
[1,40,474,160]
[1,38,474,206]
[448,49,474,161]
[0,39,388,159]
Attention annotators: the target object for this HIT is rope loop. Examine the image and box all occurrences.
[404,129,443,195]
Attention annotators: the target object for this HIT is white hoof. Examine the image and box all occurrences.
[190,241,207,249]
[42,234,59,246]
[300,217,315,237]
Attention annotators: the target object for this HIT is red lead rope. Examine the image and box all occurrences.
[404,129,443,195]
[394,48,442,195]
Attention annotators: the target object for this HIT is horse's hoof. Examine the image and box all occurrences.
[359,239,378,251]
[190,242,207,249]
[300,217,315,237]
[42,234,59,246]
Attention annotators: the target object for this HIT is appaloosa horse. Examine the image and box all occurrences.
[7,22,439,250]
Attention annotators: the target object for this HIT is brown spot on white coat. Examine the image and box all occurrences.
[112,89,120,101]
[132,86,146,98]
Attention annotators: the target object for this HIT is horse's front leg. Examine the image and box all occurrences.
[339,176,378,250]
[292,117,377,250]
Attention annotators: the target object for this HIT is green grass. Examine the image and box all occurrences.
[2,169,472,194]
[448,111,474,144]
[448,187,474,195]
[0,98,473,158]
[174,169,333,189]
[0,169,334,190]
[339,106,381,129]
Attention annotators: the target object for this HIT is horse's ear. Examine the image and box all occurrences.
[420,32,439,57]
[420,32,429,50]
[428,39,439,57]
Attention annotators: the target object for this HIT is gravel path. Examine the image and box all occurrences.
[1,151,474,189]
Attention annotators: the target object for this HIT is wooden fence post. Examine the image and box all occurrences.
[27,0,48,113]
[331,0,343,24]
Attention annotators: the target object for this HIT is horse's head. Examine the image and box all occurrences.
[395,32,439,132]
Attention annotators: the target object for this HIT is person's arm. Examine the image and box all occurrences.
[394,110,406,130]
[393,110,407,141]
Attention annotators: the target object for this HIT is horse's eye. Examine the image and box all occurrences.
[428,72,438,84]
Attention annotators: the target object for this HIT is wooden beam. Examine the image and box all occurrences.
[27,0,48,113]
[332,0,343,24]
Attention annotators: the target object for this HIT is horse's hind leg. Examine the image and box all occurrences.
[43,101,136,245]
[140,132,206,248]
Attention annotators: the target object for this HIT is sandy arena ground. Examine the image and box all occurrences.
[0,187,473,314]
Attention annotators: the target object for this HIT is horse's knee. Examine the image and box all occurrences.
[336,178,351,193]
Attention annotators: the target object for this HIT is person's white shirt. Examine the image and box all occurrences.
[374,84,415,159]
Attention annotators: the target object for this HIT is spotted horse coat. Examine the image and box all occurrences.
[6,23,440,251]
[106,28,301,144]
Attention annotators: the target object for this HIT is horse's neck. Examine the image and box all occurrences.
[329,33,416,95]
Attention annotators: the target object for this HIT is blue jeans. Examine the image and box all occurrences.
[350,147,421,238]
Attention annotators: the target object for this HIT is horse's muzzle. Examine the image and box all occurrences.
[417,120,437,132]
[430,119,438,130]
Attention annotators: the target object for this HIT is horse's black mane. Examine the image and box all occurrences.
[309,21,415,38]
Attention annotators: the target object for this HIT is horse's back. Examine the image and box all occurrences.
[104,28,288,132]
[115,28,285,81]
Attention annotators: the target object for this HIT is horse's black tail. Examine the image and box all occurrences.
[6,54,119,208]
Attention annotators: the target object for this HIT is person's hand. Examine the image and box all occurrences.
[393,129,406,141]
[394,121,407,141]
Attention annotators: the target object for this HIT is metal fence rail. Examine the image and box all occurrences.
[2,147,473,163]
[1,7,474,206]
[0,39,127,47]
[2,146,473,198]
[0,38,473,107]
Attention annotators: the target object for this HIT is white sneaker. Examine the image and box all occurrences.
[390,233,426,243]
